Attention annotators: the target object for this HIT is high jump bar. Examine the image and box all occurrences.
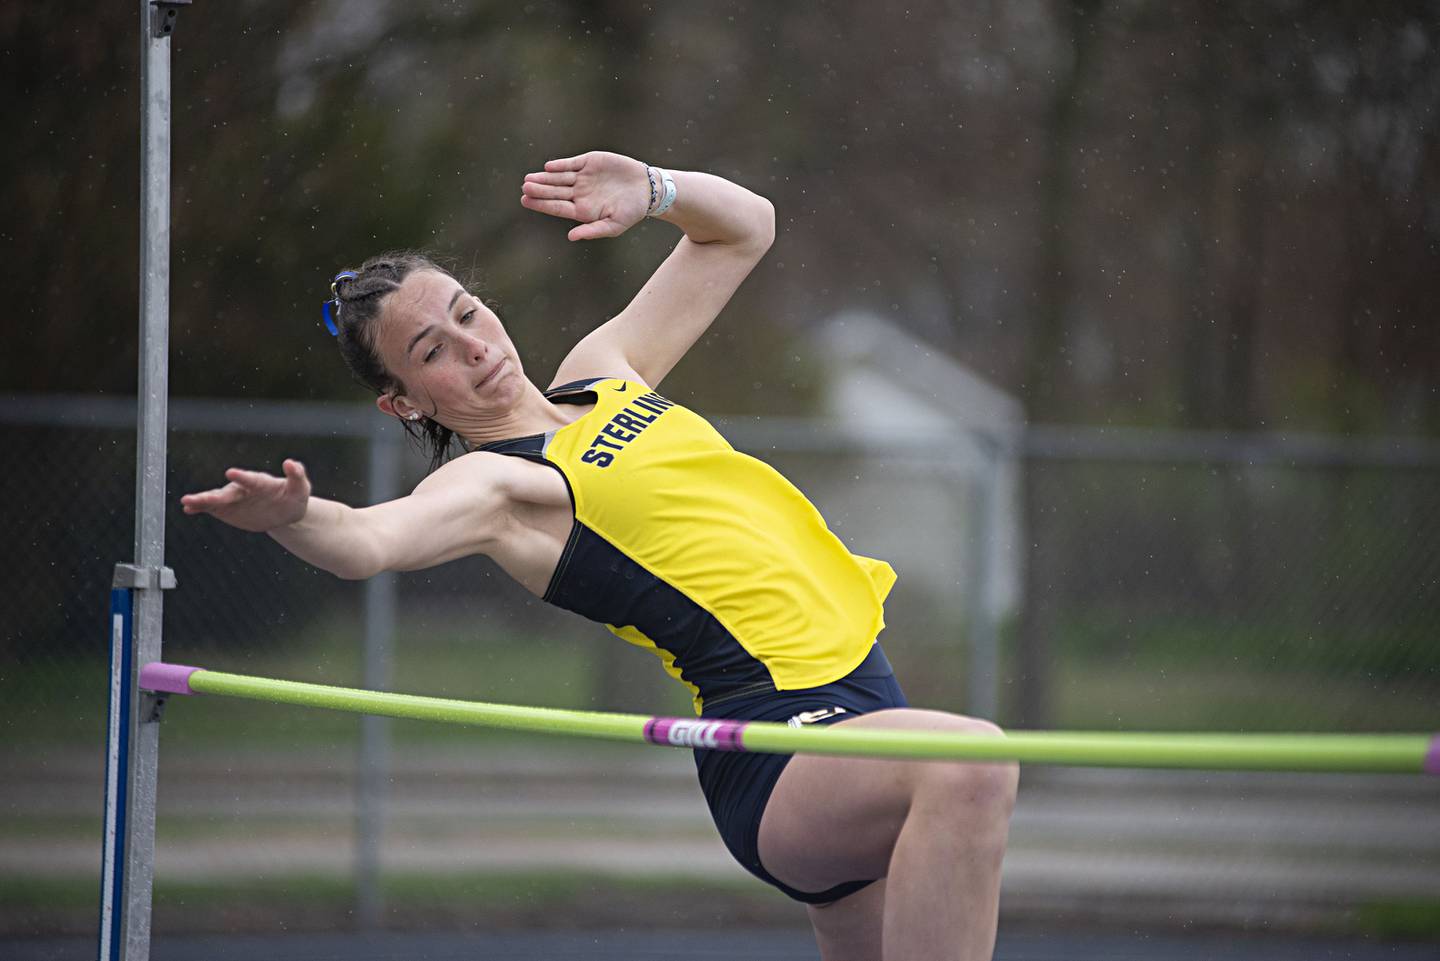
[140,663,1439,774]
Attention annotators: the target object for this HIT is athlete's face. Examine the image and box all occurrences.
[373,270,525,426]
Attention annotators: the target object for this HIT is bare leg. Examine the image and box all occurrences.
[807,880,885,961]
[757,709,1018,961]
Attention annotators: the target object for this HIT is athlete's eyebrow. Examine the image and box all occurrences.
[406,325,435,358]
[407,289,467,358]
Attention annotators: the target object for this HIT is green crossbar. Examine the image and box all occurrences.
[139,663,1439,774]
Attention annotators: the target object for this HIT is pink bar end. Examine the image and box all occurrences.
[642,716,748,751]
[139,662,202,695]
[1425,735,1440,776]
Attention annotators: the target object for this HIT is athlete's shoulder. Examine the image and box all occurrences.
[415,449,511,491]
[417,449,562,509]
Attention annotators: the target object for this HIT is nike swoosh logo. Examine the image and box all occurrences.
[613,383,628,392]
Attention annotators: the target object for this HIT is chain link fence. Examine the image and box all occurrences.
[1019,431,1440,734]
[3,395,1437,934]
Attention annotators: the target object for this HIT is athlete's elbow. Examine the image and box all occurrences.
[328,539,391,581]
[749,196,776,253]
[729,201,774,260]
[330,560,380,581]
[321,552,381,580]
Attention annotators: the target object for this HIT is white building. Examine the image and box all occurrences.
[815,309,1024,636]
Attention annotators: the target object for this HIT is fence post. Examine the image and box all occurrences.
[356,418,400,926]
[963,433,1002,721]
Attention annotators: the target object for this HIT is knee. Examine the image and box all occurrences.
[913,721,1018,820]
[921,758,1017,818]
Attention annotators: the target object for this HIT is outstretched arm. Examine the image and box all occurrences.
[520,151,775,388]
[180,456,508,580]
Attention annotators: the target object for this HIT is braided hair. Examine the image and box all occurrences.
[329,251,477,472]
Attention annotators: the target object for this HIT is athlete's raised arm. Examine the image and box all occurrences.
[519,150,775,389]
[180,455,511,580]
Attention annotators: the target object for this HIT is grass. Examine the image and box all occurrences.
[1058,610,1440,680]
[4,612,694,750]
[1052,663,1440,732]
[1002,609,1440,733]
[1352,899,1440,940]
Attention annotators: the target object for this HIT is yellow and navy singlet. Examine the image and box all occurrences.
[479,377,896,715]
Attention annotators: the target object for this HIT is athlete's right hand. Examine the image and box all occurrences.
[181,459,311,532]
[521,151,651,242]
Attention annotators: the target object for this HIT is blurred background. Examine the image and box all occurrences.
[2,0,1438,949]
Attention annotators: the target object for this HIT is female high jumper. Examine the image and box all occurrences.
[181,151,1018,961]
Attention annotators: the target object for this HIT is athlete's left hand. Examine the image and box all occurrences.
[521,151,652,242]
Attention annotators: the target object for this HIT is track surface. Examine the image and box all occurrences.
[8,930,1437,960]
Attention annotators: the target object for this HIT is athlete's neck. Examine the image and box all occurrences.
[453,378,591,447]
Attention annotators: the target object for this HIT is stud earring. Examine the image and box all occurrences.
[406,412,421,422]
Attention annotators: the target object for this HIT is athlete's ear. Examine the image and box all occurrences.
[376,393,417,421]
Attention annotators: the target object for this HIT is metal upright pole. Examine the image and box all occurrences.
[100,4,187,959]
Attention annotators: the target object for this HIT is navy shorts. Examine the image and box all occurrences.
[692,644,908,904]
